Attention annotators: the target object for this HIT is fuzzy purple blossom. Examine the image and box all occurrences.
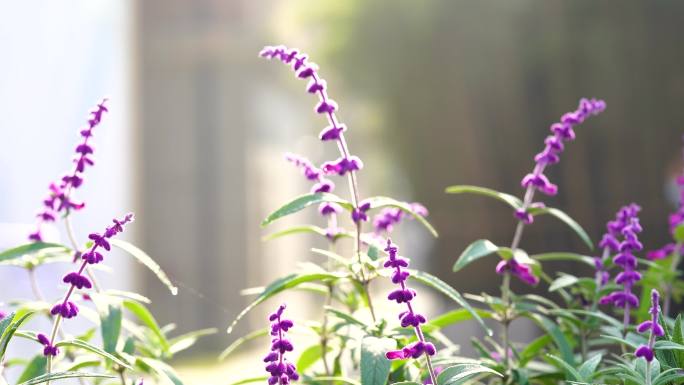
[635,290,664,362]
[29,99,109,242]
[43,213,133,356]
[599,205,642,327]
[264,304,299,385]
[495,258,539,285]
[372,203,428,235]
[383,240,437,383]
[37,333,59,357]
[594,204,641,288]
[515,98,606,224]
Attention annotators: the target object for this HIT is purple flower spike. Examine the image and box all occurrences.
[599,205,643,326]
[41,213,133,357]
[29,99,109,242]
[635,289,663,362]
[321,156,363,176]
[264,304,299,385]
[383,239,437,380]
[352,200,372,223]
[513,98,605,224]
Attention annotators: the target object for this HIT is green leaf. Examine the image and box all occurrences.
[654,340,684,350]
[530,252,595,267]
[0,311,35,361]
[445,185,523,209]
[673,314,684,367]
[361,336,395,385]
[261,193,352,227]
[423,308,492,332]
[307,377,360,385]
[548,274,579,292]
[409,270,492,336]
[545,354,581,382]
[436,364,502,385]
[362,196,438,237]
[17,371,115,385]
[169,328,217,355]
[578,353,602,381]
[325,307,367,329]
[228,377,269,385]
[122,299,170,353]
[55,339,132,369]
[0,312,14,338]
[519,334,552,366]
[0,242,69,263]
[262,225,351,241]
[521,313,574,365]
[100,304,122,354]
[527,207,593,250]
[297,344,330,372]
[227,272,346,334]
[453,240,499,272]
[138,357,185,385]
[110,239,178,295]
[391,382,422,385]
[16,355,47,384]
[219,328,269,361]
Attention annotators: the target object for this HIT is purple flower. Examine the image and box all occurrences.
[41,213,133,356]
[372,203,429,235]
[514,98,605,224]
[351,200,371,223]
[37,333,59,357]
[321,156,363,176]
[264,304,299,385]
[495,258,539,286]
[0,311,5,321]
[384,240,437,365]
[599,206,642,326]
[29,99,109,242]
[635,290,663,362]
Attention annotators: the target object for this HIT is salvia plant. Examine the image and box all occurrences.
[5,45,684,385]
[223,45,684,385]
[0,100,215,385]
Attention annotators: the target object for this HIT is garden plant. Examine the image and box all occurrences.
[2,45,684,385]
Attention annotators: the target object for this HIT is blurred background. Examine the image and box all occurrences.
[2,0,684,383]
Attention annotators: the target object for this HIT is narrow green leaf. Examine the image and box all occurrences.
[0,242,69,263]
[55,339,132,369]
[226,272,346,334]
[578,353,602,381]
[445,185,523,209]
[100,304,122,354]
[261,193,352,227]
[16,355,47,384]
[654,340,684,350]
[361,337,395,385]
[362,196,438,237]
[262,225,352,241]
[391,382,422,385]
[297,344,330,372]
[409,270,492,336]
[522,313,574,365]
[548,274,579,292]
[138,357,184,385]
[527,207,593,250]
[673,314,684,368]
[308,377,361,385]
[453,240,499,272]
[219,328,268,361]
[530,252,595,267]
[0,312,15,338]
[110,239,178,295]
[545,354,581,382]
[18,371,114,385]
[0,311,35,361]
[168,328,216,355]
[437,364,502,385]
[122,299,170,353]
[325,307,367,329]
[423,309,492,332]
[228,377,269,385]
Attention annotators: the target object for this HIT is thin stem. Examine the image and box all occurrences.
[64,215,103,293]
[118,370,127,385]
[320,230,336,376]
[664,244,681,317]
[623,303,631,338]
[28,269,45,301]
[645,362,652,385]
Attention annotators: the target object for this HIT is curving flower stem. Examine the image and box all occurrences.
[310,72,376,322]
[64,214,102,292]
